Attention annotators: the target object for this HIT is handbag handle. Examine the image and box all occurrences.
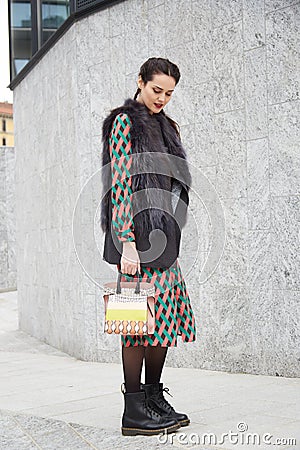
[116,270,141,294]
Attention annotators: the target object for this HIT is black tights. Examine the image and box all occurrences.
[122,345,168,393]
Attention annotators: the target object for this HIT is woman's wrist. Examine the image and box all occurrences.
[123,240,136,247]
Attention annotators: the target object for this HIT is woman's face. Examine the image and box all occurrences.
[137,73,176,114]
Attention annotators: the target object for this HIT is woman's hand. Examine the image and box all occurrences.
[121,241,141,275]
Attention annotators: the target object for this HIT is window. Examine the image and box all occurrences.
[2,119,6,132]
[9,1,122,84]
[10,1,33,79]
[9,0,71,79]
[2,138,6,146]
[42,1,70,46]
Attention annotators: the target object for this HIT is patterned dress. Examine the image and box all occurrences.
[109,112,196,347]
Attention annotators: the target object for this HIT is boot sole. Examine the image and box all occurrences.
[121,422,180,436]
[179,418,190,427]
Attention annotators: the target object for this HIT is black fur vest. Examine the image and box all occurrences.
[100,97,192,268]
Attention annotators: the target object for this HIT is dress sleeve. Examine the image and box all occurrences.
[109,112,135,243]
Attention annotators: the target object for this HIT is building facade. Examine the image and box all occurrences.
[0,102,14,147]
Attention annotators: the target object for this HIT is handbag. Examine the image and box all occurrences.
[103,270,155,335]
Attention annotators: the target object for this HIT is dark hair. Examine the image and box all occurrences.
[133,57,181,137]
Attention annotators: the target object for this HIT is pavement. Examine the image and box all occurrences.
[0,291,299,450]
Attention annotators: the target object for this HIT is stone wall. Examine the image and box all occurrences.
[13,0,300,376]
[0,146,16,291]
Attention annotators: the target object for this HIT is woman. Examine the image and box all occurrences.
[101,57,196,436]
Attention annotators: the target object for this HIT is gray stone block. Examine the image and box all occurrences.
[269,100,300,196]
[245,47,267,140]
[165,0,193,48]
[243,0,265,50]
[212,21,244,113]
[246,138,270,230]
[266,3,300,104]
[211,0,242,28]
[271,195,300,290]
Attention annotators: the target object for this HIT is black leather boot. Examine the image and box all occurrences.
[121,386,181,436]
[141,382,190,427]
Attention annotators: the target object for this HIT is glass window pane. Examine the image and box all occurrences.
[10,1,33,78]
[14,59,30,73]
[41,1,70,45]
[11,0,31,27]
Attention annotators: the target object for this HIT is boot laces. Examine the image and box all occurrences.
[162,387,173,398]
[155,387,175,412]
